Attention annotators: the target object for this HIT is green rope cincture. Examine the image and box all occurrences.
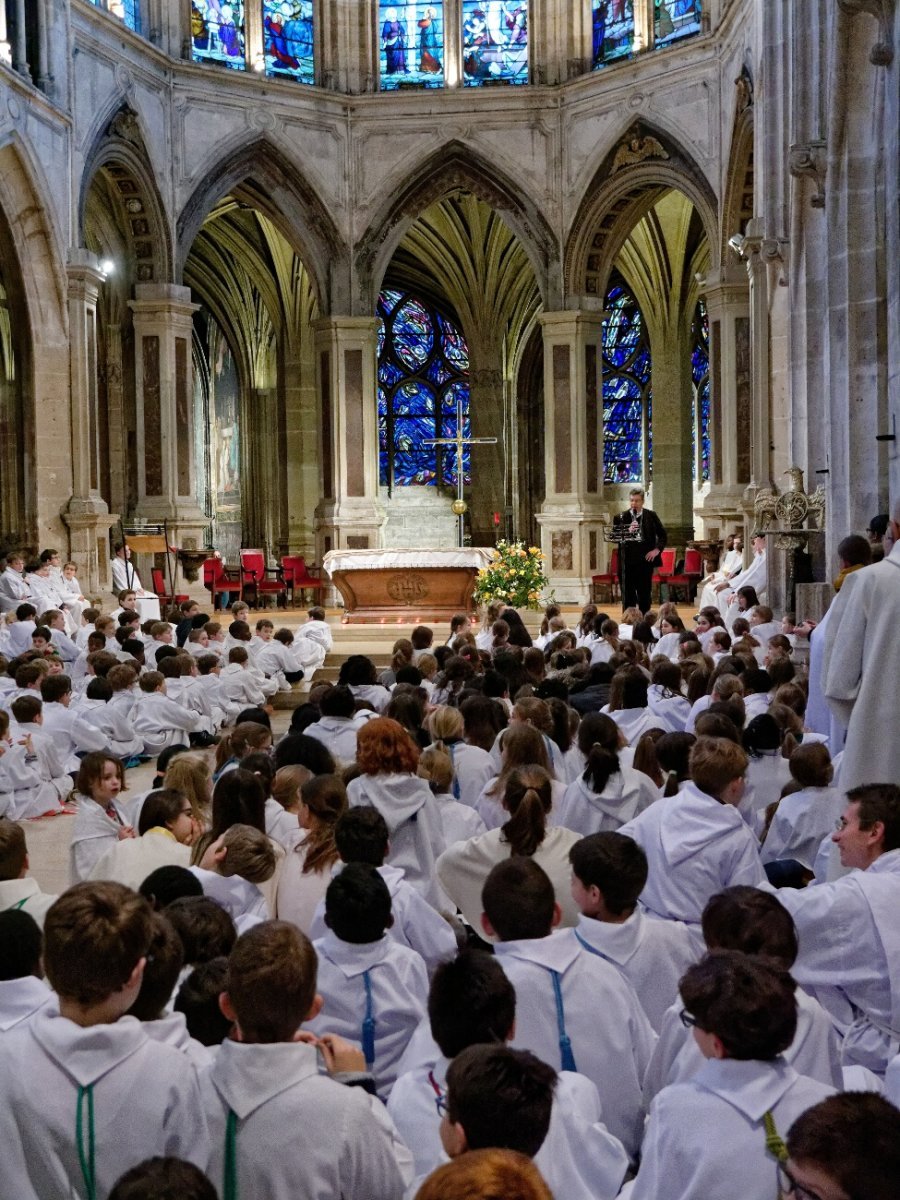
[76,1084,96,1200]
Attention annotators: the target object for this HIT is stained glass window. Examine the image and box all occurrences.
[378,289,471,491]
[592,1,635,67]
[655,1,702,49]
[462,1,528,86]
[263,2,314,83]
[379,3,445,90]
[191,1,246,69]
[601,281,652,484]
[691,299,711,483]
[90,0,141,31]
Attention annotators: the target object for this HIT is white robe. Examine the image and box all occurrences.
[0,878,58,928]
[773,848,900,1074]
[0,566,30,613]
[643,989,843,1103]
[436,824,583,935]
[0,742,60,821]
[647,684,691,731]
[804,608,846,754]
[821,542,900,791]
[761,786,845,871]
[555,765,656,837]
[617,783,768,925]
[88,828,191,889]
[70,794,131,883]
[0,1007,209,1200]
[76,696,145,757]
[573,911,697,1033]
[202,1037,410,1200]
[0,976,53,1034]
[303,712,376,766]
[625,1058,833,1200]
[140,1010,213,1070]
[441,739,494,806]
[132,691,199,755]
[493,928,656,1159]
[388,1053,629,1200]
[307,931,429,1098]
[717,549,768,619]
[346,773,447,908]
[219,662,267,709]
[610,705,676,741]
[308,863,457,974]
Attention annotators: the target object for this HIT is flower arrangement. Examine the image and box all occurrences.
[473,540,550,611]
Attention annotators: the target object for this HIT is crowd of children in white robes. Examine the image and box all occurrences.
[1,544,900,1200]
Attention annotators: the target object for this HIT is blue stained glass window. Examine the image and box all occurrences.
[462,1,528,86]
[263,1,314,83]
[655,1,702,49]
[378,290,471,491]
[379,3,446,90]
[91,0,141,31]
[601,282,652,484]
[593,1,635,68]
[191,1,246,69]
[691,299,711,483]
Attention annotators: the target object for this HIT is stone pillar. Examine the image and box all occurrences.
[11,0,27,75]
[62,252,117,594]
[743,229,774,494]
[535,311,611,601]
[283,343,319,555]
[128,284,208,566]
[313,317,384,560]
[694,273,751,536]
[467,348,507,544]
[647,320,694,547]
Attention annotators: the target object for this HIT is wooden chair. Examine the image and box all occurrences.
[203,557,241,612]
[665,548,704,603]
[239,549,287,609]
[151,566,189,610]
[651,548,677,603]
[591,548,620,605]
[282,555,326,606]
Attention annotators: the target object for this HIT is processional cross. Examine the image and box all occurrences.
[423,394,497,548]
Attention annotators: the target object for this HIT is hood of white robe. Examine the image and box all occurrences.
[493,929,582,973]
[211,1037,321,1119]
[656,783,746,868]
[568,772,644,823]
[189,866,266,920]
[574,912,648,968]
[348,773,430,836]
[318,931,394,979]
[692,1056,799,1121]
[30,1009,149,1087]
[0,976,54,1032]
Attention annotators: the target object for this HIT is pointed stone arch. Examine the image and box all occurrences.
[355,140,561,314]
[565,121,720,302]
[79,104,174,284]
[0,133,69,542]
[176,138,348,315]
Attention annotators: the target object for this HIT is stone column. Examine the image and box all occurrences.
[62,252,117,594]
[313,317,384,559]
[743,229,774,495]
[467,346,507,544]
[535,311,611,601]
[11,0,27,76]
[128,285,208,572]
[694,272,751,537]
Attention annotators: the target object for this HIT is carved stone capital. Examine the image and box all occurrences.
[837,0,896,65]
[789,140,828,208]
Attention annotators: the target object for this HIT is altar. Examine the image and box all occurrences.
[323,548,493,624]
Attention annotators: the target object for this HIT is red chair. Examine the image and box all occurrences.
[665,548,705,603]
[239,549,287,609]
[203,557,241,611]
[651,548,677,603]
[281,555,326,607]
[591,548,620,605]
[151,566,189,609]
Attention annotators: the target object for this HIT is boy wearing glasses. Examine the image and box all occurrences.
[782,1092,900,1200]
[627,950,833,1200]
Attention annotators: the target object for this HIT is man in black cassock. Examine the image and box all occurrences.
[615,486,667,613]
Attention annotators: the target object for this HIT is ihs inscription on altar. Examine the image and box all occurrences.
[387,573,430,604]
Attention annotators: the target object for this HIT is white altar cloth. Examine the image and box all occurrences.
[323,548,493,576]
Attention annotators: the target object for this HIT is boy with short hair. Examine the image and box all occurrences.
[7,602,37,656]
[0,819,58,926]
[481,856,655,1160]
[784,1093,900,1200]
[8,695,70,814]
[617,736,767,925]
[309,806,457,972]
[569,832,696,1032]
[0,882,210,1196]
[304,605,333,653]
[190,824,277,929]
[388,948,629,1199]
[626,950,834,1200]
[0,908,52,1034]
[38,673,107,766]
[108,1157,217,1200]
[0,711,64,821]
[307,862,429,1098]
[132,670,199,755]
[203,920,411,1199]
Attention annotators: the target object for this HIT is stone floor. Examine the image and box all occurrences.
[21,601,700,898]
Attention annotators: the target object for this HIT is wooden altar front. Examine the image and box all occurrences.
[323,549,492,624]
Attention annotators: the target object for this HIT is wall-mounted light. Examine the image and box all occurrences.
[100,259,116,278]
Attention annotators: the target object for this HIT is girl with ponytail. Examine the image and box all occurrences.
[436,764,583,936]
[554,713,656,836]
